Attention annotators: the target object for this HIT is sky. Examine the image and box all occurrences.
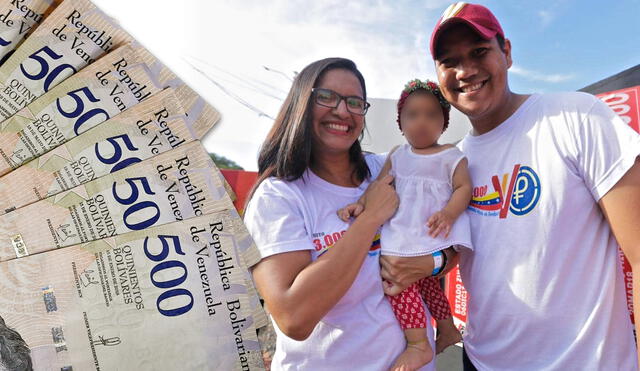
[90,0,640,171]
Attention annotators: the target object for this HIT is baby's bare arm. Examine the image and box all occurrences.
[443,158,472,220]
[428,158,472,237]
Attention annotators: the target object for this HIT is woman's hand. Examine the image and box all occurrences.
[380,255,435,292]
[359,174,399,226]
[380,248,459,291]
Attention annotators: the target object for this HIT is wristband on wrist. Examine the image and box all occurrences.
[431,250,445,276]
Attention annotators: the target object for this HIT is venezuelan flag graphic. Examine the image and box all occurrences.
[469,191,501,211]
[368,232,381,256]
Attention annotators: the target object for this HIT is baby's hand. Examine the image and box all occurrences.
[337,202,364,222]
[382,279,404,297]
[427,210,454,238]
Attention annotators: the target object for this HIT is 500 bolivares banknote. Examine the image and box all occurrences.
[0,0,61,66]
[0,140,235,262]
[0,210,265,370]
[0,42,167,176]
[0,87,218,214]
[0,0,131,118]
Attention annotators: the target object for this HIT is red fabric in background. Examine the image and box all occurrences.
[220,169,258,214]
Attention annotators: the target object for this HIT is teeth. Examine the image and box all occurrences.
[461,82,484,93]
[327,123,348,132]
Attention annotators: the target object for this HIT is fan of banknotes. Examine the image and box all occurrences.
[0,0,268,370]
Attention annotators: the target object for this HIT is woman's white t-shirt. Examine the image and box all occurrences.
[244,154,435,371]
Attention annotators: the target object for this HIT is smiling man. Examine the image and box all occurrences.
[429,2,640,370]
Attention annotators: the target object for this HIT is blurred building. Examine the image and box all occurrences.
[579,64,640,95]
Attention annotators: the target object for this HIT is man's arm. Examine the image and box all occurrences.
[598,158,640,364]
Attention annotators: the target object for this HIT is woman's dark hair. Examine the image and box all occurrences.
[247,57,370,205]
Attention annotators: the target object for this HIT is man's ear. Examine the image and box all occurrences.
[504,38,513,69]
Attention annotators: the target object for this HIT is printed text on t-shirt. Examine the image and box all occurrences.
[314,229,381,256]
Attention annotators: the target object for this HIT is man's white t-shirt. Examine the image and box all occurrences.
[244,154,435,371]
[457,92,639,370]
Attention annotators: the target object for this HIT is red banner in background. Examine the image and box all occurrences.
[220,169,258,214]
[620,249,635,325]
[444,265,468,333]
[597,86,640,132]
[446,85,640,331]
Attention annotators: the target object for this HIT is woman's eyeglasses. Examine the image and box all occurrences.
[312,88,370,115]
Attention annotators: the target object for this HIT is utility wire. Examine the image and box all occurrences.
[263,65,294,82]
[186,56,288,98]
[184,58,275,120]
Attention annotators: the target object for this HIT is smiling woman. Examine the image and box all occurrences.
[242,58,434,370]
[309,69,369,167]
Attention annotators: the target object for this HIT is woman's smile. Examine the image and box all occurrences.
[324,121,352,134]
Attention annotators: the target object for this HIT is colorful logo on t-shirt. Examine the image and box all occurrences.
[469,164,541,218]
[313,230,381,257]
[369,232,381,257]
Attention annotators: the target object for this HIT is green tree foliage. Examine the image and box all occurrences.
[209,153,243,170]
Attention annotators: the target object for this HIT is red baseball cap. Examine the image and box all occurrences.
[430,2,504,58]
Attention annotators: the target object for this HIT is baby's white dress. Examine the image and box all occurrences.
[381,144,473,256]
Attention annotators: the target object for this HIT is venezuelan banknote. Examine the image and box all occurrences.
[0,210,265,370]
[0,87,219,214]
[0,140,235,262]
[0,0,131,118]
[0,42,168,176]
[0,0,61,66]
[0,40,222,177]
